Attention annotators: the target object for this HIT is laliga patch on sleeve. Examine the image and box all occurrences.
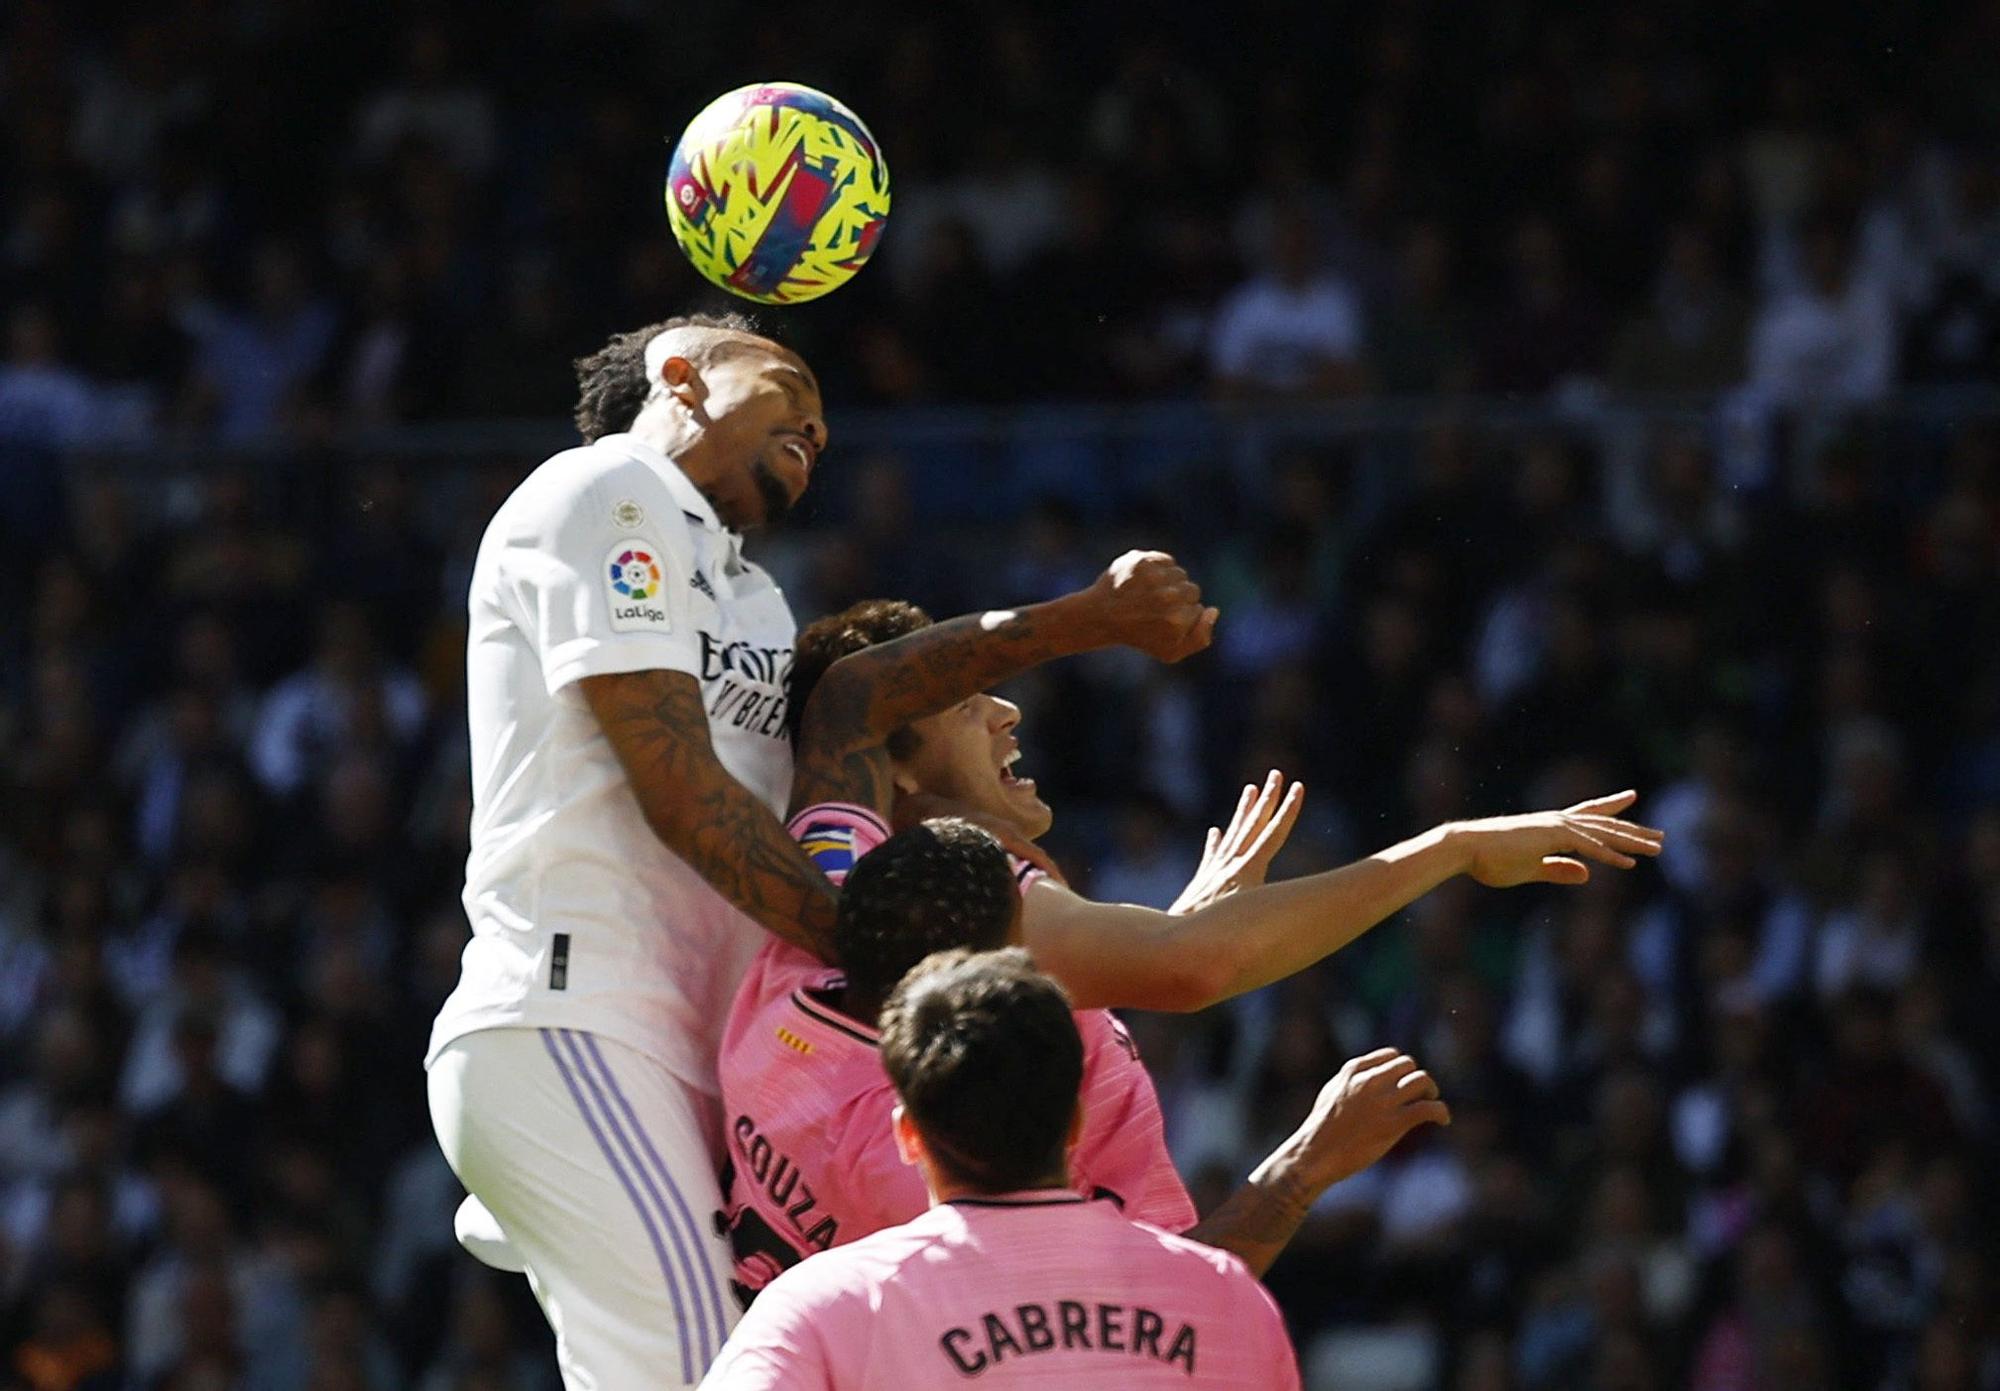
[796,821,858,876]
[605,539,673,632]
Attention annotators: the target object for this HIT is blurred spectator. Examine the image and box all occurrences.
[1085,38,1227,175]
[68,17,212,182]
[1214,524,1326,681]
[1088,794,1198,909]
[899,217,1008,402]
[0,306,97,451]
[1740,66,1829,233]
[1802,989,1957,1188]
[1814,845,1927,1000]
[1478,216,1606,397]
[89,258,202,431]
[1370,222,1473,395]
[104,126,228,262]
[354,23,497,177]
[118,927,279,1119]
[451,256,587,418]
[1688,1224,1831,1391]
[10,1280,117,1391]
[1748,213,1897,407]
[187,243,338,441]
[248,604,427,801]
[945,127,1063,277]
[1609,225,1750,392]
[415,1273,561,1391]
[1011,173,1144,398]
[1209,209,1367,398]
[1231,136,1342,273]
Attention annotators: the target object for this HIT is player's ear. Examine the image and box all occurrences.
[891,1105,922,1166]
[660,354,704,409]
[1064,1098,1085,1155]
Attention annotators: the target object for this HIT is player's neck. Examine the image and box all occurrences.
[927,1165,1073,1207]
[832,984,883,1028]
[627,405,689,462]
[628,411,730,517]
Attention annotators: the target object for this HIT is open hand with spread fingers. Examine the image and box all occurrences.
[1170,769,1306,915]
[1450,789,1665,888]
[1077,550,1220,664]
[1294,1048,1452,1189]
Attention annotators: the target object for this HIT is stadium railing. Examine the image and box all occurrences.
[35,387,2000,537]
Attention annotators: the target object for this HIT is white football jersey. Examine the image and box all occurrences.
[428,432,797,1094]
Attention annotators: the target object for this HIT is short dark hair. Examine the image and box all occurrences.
[787,598,933,752]
[837,819,1017,1003]
[571,311,764,442]
[878,946,1081,1194]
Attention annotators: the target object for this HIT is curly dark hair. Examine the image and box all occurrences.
[570,311,763,442]
[879,945,1081,1194]
[787,598,934,751]
[835,818,1018,1006]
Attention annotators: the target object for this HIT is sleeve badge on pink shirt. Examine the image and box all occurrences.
[798,821,859,875]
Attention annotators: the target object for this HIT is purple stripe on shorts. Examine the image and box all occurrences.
[539,1030,697,1386]
[577,1031,733,1355]
[556,1029,720,1369]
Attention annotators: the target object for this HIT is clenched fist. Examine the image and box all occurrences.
[1294,1048,1451,1188]
[1076,550,1219,663]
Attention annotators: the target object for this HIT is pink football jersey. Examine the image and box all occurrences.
[699,1193,1302,1389]
[711,803,1196,1297]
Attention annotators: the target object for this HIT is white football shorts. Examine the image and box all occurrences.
[429,1027,741,1389]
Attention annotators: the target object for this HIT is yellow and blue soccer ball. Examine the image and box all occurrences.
[666,83,891,305]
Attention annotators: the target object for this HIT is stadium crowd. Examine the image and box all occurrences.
[3,2,1999,1390]
[3,0,2000,436]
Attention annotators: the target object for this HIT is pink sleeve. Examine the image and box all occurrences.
[787,802,892,885]
[1248,1279,1304,1390]
[1069,1012,1199,1232]
[699,1275,837,1390]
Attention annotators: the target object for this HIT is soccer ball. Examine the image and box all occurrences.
[666,83,891,305]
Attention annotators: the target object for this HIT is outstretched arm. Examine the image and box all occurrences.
[789,551,1219,815]
[581,669,840,959]
[1166,771,1306,915]
[1189,1049,1449,1276]
[1024,792,1665,1012]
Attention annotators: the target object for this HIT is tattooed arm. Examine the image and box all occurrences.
[581,669,839,959]
[578,553,1213,962]
[789,551,1219,815]
[1187,1049,1450,1275]
[1186,1164,1325,1278]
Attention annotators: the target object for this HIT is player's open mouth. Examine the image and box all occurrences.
[998,747,1032,790]
[778,437,815,474]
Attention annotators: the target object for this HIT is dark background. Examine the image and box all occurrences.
[2,2,1998,1389]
